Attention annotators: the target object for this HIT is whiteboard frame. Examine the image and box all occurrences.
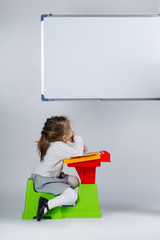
[41,14,160,101]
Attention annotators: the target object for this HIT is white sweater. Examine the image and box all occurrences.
[31,135,84,177]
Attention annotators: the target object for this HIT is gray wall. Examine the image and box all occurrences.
[0,0,160,211]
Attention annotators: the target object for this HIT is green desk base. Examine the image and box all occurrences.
[22,178,101,219]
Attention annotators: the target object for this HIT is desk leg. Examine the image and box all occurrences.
[75,167,96,184]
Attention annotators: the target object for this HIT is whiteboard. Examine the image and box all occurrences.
[41,14,160,100]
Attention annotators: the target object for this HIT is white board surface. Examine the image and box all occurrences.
[41,15,160,100]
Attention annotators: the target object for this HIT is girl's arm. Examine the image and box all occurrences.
[66,140,74,147]
[66,137,88,155]
[55,135,84,159]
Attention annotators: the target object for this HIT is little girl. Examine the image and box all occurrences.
[30,115,87,221]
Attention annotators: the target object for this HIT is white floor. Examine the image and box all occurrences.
[1,199,160,240]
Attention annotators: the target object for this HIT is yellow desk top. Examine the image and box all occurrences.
[63,152,101,164]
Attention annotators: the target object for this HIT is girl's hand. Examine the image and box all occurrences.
[59,171,65,178]
[83,145,88,154]
[70,131,76,143]
[59,171,69,179]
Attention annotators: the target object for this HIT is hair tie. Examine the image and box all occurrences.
[41,131,50,143]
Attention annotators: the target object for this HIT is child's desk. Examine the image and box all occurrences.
[62,150,111,218]
[63,151,111,184]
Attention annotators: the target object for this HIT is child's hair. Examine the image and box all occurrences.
[37,116,71,162]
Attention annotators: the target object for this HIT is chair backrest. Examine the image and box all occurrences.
[28,178,36,193]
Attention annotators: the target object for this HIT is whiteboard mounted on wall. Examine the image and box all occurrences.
[41,14,160,101]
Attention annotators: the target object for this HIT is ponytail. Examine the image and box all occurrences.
[37,131,50,162]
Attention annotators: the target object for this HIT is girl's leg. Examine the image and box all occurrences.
[44,187,78,214]
[65,174,80,188]
[60,172,79,188]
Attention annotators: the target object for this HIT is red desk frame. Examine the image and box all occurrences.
[67,151,111,184]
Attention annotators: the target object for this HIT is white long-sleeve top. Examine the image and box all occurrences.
[31,135,84,177]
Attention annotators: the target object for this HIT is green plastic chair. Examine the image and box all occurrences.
[22,178,101,219]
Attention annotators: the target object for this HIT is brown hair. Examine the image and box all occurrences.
[36,116,71,162]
